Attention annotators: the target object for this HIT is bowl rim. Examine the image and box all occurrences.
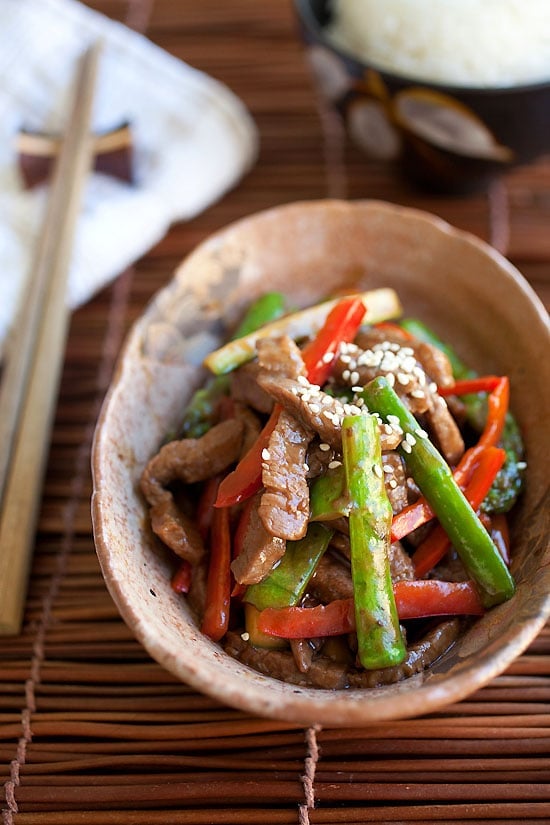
[92,198,550,726]
[293,0,550,96]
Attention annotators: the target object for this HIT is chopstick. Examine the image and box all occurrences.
[0,43,101,635]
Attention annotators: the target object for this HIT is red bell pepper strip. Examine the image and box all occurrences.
[171,560,192,594]
[200,504,232,642]
[215,296,366,508]
[301,296,366,385]
[412,446,506,577]
[257,580,484,638]
[196,474,223,541]
[488,513,511,566]
[391,377,509,542]
[438,376,502,396]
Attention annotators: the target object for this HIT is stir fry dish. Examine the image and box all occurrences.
[140,289,524,689]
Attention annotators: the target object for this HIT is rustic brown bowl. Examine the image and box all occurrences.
[293,0,550,192]
[91,200,550,726]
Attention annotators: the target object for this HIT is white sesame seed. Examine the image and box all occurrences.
[351,385,363,393]
[429,382,438,393]
[389,479,398,489]
[373,464,383,478]
[309,403,320,414]
[342,369,351,381]
[386,372,396,387]
[323,410,334,421]
[415,428,429,439]
[387,414,401,426]
[261,448,270,461]
[303,463,310,472]
[328,460,342,469]
[401,441,412,454]
[406,432,416,446]
[410,389,425,399]
[298,375,309,386]
[384,423,394,436]
[319,442,331,452]
[517,461,527,470]
[383,464,393,474]
[397,372,411,385]
[339,354,351,364]
[350,370,360,386]
[241,632,250,641]
[401,347,414,356]
[322,351,334,364]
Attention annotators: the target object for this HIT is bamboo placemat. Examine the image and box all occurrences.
[1,2,549,823]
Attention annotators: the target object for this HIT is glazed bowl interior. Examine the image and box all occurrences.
[293,0,550,192]
[92,200,550,726]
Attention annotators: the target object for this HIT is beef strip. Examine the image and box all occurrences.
[230,492,286,585]
[226,618,460,690]
[259,409,313,541]
[256,334,306,380]
[234,402,262,457]
[347,619,460,688]
[140,418,244,564]
[382,451,409,514]
[306,440,335,478]
[424,393,465,466]
[231,361,274,414]
[225,632,349,689]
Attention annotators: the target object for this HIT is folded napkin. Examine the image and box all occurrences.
[0,0,258,357]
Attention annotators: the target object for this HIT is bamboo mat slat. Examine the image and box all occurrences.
[1,0,549,823]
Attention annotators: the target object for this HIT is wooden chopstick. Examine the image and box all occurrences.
[0,43,101,635]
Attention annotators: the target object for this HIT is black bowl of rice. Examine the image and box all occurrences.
[294,0,550,192]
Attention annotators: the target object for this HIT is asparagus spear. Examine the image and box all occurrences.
[341,414,406,670]
[180,292,287,438]
[244,522,333,612]
[362,377,516,607]
[309,463,350,522]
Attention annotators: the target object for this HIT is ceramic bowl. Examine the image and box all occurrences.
[92,200,550,726]
[293,0,550,192]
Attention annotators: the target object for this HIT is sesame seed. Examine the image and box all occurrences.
[517,461,527,470]
[384,423,394,436]
[323,410,334,421]
[339,354,351,364]
[241,632,250,641]
[342,369,351,381]
[297,375,309,386]
[429,382,438,393]
[309,403,320,414]
[387,414,401,426]
[319,442,331,451]
[415,428,429,439]
[351,385,363,393]
[386,372,396,387]
[303,463,310,472]
[261,448,270,461]
[383,464,393,473]
[322,351,334,363]
[405,432,416,446]
[350,370,360,386]
[328,460,342,469]
[410,389,425,399]
[389,479,398,489]
[401,441,412,454]
[397,372,410,385]
[373,464,383,478]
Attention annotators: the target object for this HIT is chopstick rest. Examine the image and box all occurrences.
[0,42,101,635]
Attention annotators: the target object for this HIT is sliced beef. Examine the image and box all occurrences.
[256,334,306,380]
[382,452,409,514]
[231,361,274,414]
[230,492,286,585]
[306,441,335,478]
[259,409,313,541]
[424,393,465,466]
[389,541,415,582]
[225,632,349,689]
[234,402,262,457]
[355,328,454,388]
[348,619,460,688]
[140,418,244,564]
[309,554,353,602]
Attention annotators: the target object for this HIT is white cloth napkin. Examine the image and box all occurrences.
[0,0,258,357]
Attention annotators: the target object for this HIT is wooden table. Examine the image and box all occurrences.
[1,2,549,822]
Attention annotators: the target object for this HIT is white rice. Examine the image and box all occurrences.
[327,0,550,87]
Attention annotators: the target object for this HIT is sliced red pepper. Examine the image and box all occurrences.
[411,446,506,577]
[171,560,192,594]
[438,376,502,396]
[301,296,366,386]
[391,377,509,542]
[215,406,280,507]
[215,296,366,508]
[200,504,232,642]
[257,580,484,638]
[488,513,511,566]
